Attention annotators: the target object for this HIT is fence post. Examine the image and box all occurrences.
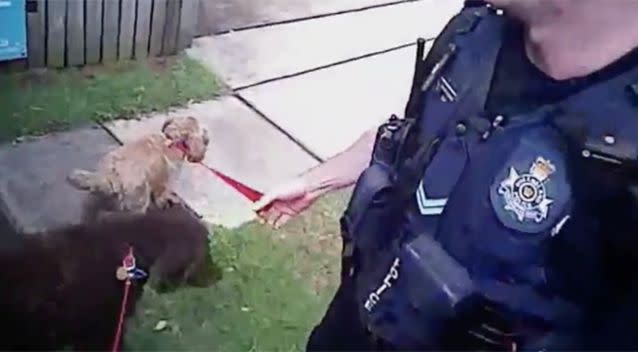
[86,0,104,65]
[26,0,46,68]
[149,0,167,56]
[177,0,198,51]
[118,0,136,60]
[134,0,152,59]
[46,0,66,68]
[161,0,180,55]
[103,0,119,62]
[66,0,85,66]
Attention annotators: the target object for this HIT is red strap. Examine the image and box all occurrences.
[111,247,134,352]
[199,163,264,202]
[111,280,130,352]
[169,141,271,210]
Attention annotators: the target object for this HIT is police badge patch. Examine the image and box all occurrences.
[497,157,555,224]
[489,144,571,235]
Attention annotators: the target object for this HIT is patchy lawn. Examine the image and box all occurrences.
[0,55,219,142]
[126,190,351,351]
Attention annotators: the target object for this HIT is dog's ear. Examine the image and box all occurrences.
[161,117,175,133]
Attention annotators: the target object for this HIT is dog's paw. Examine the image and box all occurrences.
[147,269,181,293]
[165,192,182,207]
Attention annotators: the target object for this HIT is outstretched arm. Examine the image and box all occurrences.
[253,126,377,228]
[302,127,377,196]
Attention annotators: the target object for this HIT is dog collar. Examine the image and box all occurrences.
[167,139,191,161]
[169,140,190,158]
[172,140,189,151]
[115,246,148,281]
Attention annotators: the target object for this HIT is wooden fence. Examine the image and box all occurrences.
[25,0,199,69]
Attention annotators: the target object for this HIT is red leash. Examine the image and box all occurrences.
[111,246,148,352]
[198,162,264,203]
[170,141,272,211]
[196,162,302,215]
[171,141,305,217]
[111,280,131,352]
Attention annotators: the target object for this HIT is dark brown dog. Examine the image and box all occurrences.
[0,205,216,351]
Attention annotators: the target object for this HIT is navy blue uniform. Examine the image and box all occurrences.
[307,4,638,351]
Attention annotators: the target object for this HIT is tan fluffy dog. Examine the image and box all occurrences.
[67,116,209,219]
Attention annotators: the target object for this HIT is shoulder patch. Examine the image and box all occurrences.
[489,136,571,234]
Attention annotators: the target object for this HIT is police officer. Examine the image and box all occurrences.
[254,0,638,350]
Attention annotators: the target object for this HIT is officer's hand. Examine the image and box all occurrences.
[252,177,321,228]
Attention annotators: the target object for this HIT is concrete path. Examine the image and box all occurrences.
[196,0,405,36]
[239,45,426,159]
[189,0,459,89]
[0,0,464,233]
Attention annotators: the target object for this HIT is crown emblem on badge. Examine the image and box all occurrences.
[529,157,556,182]
[497,156,556,224]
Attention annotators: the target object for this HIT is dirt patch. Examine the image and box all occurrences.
[146,56,179,74]
[77,55,177,79]
[79,64,103,80]
[13,69,58,88]
[80,61,132,78]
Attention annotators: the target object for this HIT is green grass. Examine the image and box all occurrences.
[0,55,219,142]
[125,191,350,351]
